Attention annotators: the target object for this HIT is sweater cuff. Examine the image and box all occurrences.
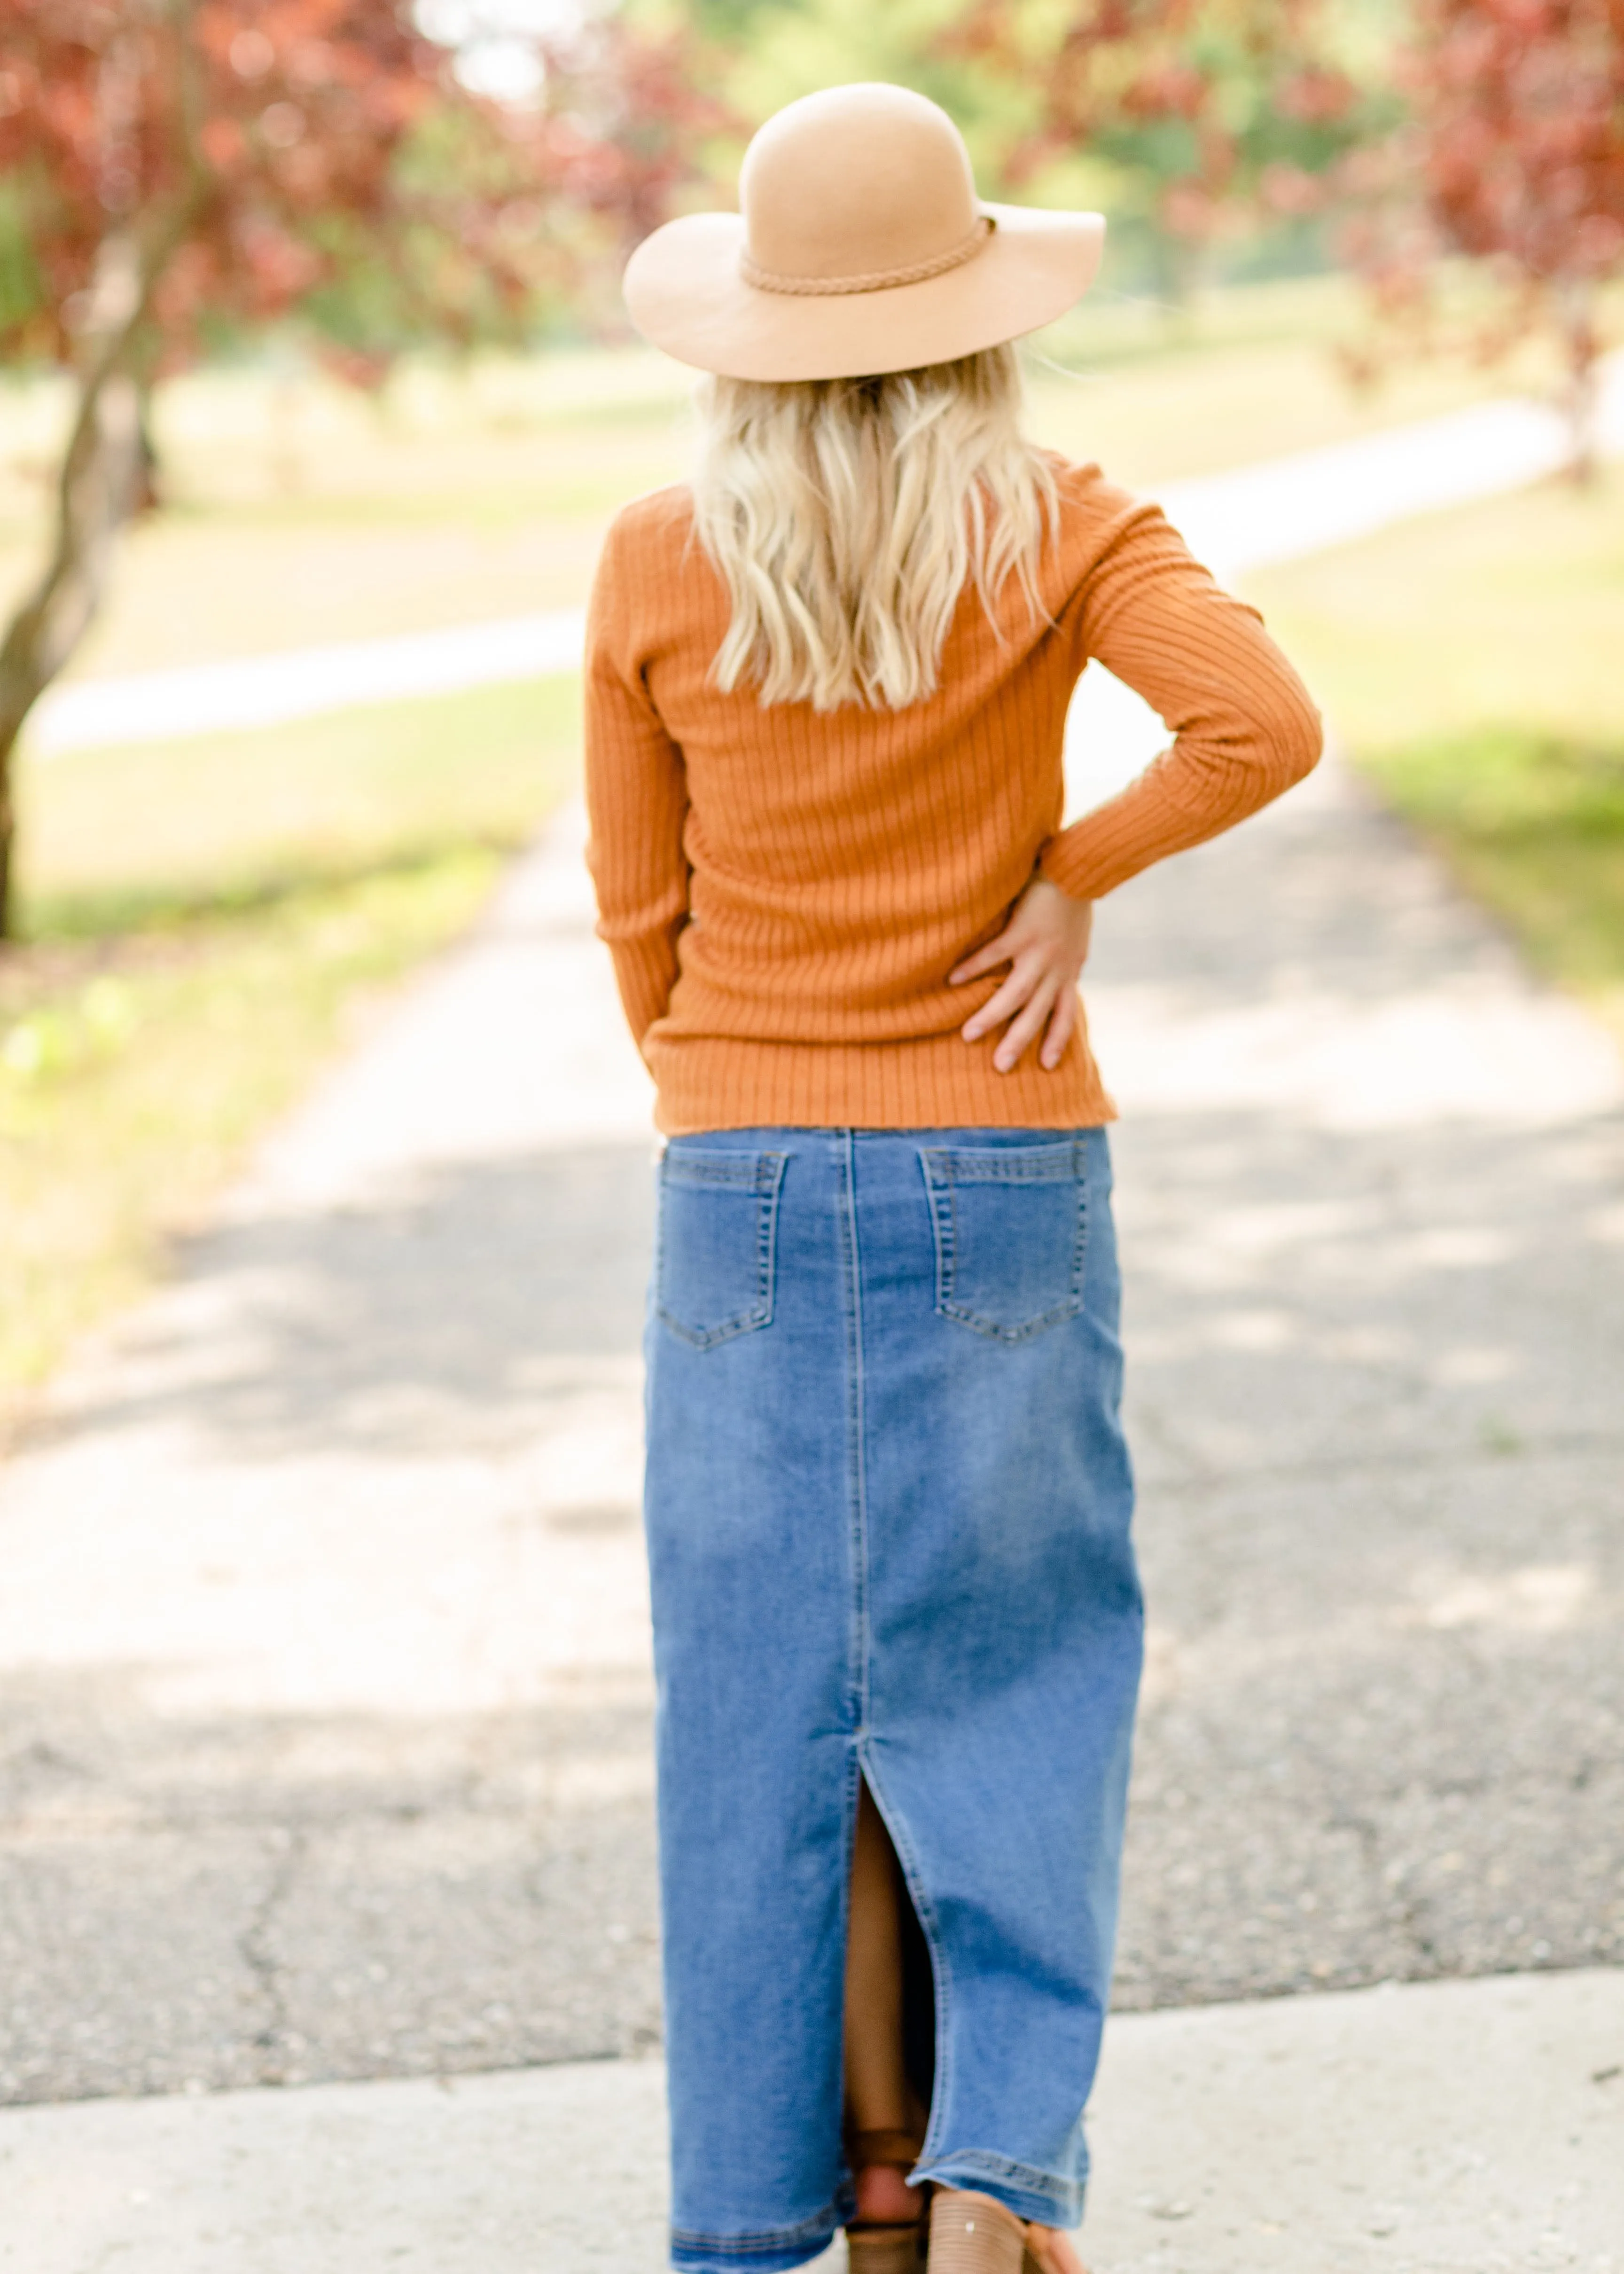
[1037,771,1191,903]
[607,933,679,1055]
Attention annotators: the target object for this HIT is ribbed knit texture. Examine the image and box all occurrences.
[927,2192,1026,2274]
[584,457,1322,1134]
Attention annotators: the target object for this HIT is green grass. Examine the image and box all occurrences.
[1245,473,1624,1051]
[0,848,508,1419]
[2,671,583,1411]
[1361,731,1624,1016]
[18,671,582,936]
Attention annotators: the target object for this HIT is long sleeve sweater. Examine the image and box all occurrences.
[584,456,1322,1134]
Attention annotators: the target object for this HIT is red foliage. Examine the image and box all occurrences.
[0,1,438,361]
[950,0,1362,248]
[1400,0,1624,289]
[537,18,734,250]
[953,0,1618,463]
[1277,65,1355,125]
[1336,0,1623,458]
[0,0,721,371]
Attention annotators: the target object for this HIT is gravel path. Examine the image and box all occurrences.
[2,738,1620,2103]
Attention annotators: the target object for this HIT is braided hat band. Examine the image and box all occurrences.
[740,214,995,298]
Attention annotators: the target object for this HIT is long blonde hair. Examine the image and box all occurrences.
[690,343,1056,713]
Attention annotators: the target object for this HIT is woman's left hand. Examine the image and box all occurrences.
[950,878,1094,1073]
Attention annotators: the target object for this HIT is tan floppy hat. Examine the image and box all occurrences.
[623,83,1105,383]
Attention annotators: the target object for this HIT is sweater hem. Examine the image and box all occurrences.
[644,1031,1118,1137]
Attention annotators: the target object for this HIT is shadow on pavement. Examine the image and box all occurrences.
[4,772,1623,2104]
[26,1142,657,1462]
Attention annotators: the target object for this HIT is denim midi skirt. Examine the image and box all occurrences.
[643,1126,1142,2274]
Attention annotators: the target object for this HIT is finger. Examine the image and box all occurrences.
[994,976,1059,1073]
[961,958,1042,1043]
[1039,986,1077,1071]
[949,929,1019,986]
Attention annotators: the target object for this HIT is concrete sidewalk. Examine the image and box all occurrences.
[4,1969,1621,2272]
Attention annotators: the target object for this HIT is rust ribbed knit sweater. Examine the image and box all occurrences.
[584,456,1322,1134]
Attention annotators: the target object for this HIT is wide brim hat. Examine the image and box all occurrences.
[623,83,1105,384]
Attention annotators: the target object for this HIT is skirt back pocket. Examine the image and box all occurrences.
[919,1139,1089,1343]
[656,1148,789,1350]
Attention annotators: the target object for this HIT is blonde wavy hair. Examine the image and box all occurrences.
[690,343,1057,713]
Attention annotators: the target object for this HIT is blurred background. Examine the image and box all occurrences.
[0,0,1620,1417]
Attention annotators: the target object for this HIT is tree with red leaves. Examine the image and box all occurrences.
[960,0,1619,470]
[1359,0,1624,478]
[949,0,1373,297]
[0,0,716,938]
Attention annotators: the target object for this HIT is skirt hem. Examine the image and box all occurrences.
[912,2153,1087,2229]
[669,2206,843,2273]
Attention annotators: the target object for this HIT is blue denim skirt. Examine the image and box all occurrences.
[644,1127,1141,2273]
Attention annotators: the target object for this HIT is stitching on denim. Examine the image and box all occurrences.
[919,1149,951,1311]
[755,1152,787,1334]
[663,1153,776,1189]
[669,2252,837,2274]
[838,1131,871,1729]
[669,2248,838,2271]
[917,1147,1090,1343]
[917,1152,955,1334]
[921,1142,1085,1184]
[836,1743,862,2175]
[923,2146,1088,2193]
[670,2215,842,2247]
[670,2199,844,2254]
[914,2149,1086,2225]
[858,1748,956,2183]
[656,1151,787,1349]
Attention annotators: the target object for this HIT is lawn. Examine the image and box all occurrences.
[1,673,582,1415]
[1245,472,1624,1052]
[0,848,505,1431]
[20,672,582,937]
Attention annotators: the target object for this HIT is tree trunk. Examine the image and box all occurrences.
[0,240,154,942]
[1556,276,1599,486]
[0,369,148,940]
[134,381,162,515]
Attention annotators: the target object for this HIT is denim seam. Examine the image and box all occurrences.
[858,1750,957,2183]
[838,1129,871,1730]
[755,1152,787,1334]
[838,1735,861,2013]
[920,2147,1087,2194]
[662,1158,773,1189]
[670,2248,836,2274]
[670,2201,844,2253]
[836,1741,862,2196]
[920,1152,1084,1184]
[912,2149,1086,2226]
